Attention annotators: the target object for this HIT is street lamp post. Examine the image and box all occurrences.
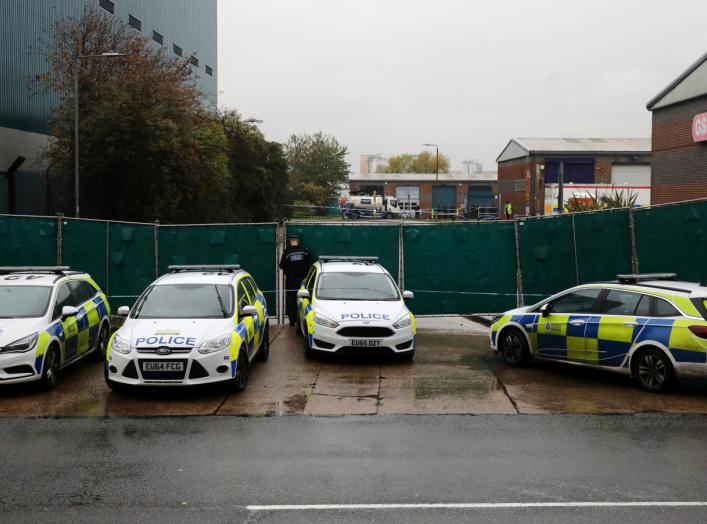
[422,143,439,183]
[74,52,126,218]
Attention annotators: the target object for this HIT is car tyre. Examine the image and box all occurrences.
[296,315,303,337]
[303,331,316,360]
[228,348,250,392]
[633,347,675,393]
[498,328,531,367]
[39,345,59,391]
[256,324,270,361]
[93,323,110,361]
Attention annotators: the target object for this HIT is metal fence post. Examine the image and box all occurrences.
[514,219,524,307]
[56,213,63,265]
[105,222,110,297]
[628,207,639,274]
[275,221,283,324]
[279,221,286,324]
[398,220,404,291]
[154,220,160,279]
[571,213,580,285]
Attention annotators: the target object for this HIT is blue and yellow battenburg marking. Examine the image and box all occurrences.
[228,279,268,378]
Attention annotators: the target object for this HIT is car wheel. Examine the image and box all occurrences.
[93,323,110,361]
[296,315,303,337]
[499,328,531,367]
[634,347,675,393]
[229,348,249,392]
[39,346,59,390]
[256,324,270,361]
[303,331,316,360]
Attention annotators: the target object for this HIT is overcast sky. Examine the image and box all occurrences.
[218,0,707,172]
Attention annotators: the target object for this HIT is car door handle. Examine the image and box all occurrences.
[569,320,586,326]
[624,322,639,327]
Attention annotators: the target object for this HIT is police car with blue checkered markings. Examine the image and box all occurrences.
[106,265,268,392]
[0,267,111,390]
[491,274,707,392]
[297,256,416,360]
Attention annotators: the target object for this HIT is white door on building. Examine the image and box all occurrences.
[396,186,420,217]
[611,165,651,206]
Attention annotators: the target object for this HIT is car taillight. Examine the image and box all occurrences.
[688,325,707,339]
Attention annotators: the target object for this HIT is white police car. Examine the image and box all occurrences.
[105,265,269,391]
[297,256,416,359]
[0,266,111,389]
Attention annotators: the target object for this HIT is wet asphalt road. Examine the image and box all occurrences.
[1,414,706,523]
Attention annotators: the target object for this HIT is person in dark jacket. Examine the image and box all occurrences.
[279,233,314,326]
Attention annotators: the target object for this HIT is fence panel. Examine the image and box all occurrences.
[107,222,156,309]
[288,223,400,281]
[158,224,278,314]
[518,215,576,304]
[0,215,56,266]
[62,218,108,293]
[403,222,517,314]
[573,209,633,283]
[634,200,707,282]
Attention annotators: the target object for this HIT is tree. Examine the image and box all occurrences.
[39,6,229,223]
[285,132,349,211]
[219,110,289,222]
[377,151,450,174]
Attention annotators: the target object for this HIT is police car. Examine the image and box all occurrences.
[0,266,111,389]
[297,256,416,359]
[490,274,707,392]
[105,265,268,391]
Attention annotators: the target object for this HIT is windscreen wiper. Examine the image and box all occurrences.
[215,286,228,318]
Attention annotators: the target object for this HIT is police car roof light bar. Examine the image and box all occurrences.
[319,256,379,264]
[168,265,241,273]
[617,273,677,284]
[0,266,71,275]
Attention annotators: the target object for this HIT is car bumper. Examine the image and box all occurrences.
[309,323,415,355]
[106,348,237,386]
[0,351,41,384]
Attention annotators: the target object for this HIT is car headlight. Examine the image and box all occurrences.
[199,334,232,354]
[111,334,132,355]
[314,312,338,328]
[393,314,412,329]
[1,332,38,353]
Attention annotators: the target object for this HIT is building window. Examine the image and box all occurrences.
[128,14,142,32]
[99,0,114,14]
[189,55,199,67]
[152,31,164,45]
[205,65,213,76]
[173,44,183,57]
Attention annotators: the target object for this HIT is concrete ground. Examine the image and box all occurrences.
[1,319,706,416]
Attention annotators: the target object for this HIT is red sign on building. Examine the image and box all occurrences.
[693,113,707,143]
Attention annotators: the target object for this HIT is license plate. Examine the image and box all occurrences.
[350,339,382,348]
[142,361,184,372]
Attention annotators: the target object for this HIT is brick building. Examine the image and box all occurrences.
[347,171,498,218]
[496,138,651,216]
[647,51,707,204]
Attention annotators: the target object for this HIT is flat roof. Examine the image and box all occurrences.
[349,171,497,183]
[497,138,651,163]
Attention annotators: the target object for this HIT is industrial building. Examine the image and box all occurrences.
[347,171,498,218]
[0,0,217,214]
[496,138,651,216]
[647,51,707,205]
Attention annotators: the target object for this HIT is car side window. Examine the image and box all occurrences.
[599,289,643,316]
[243,277,259,301]
[53,283,73,320]
[550,289,601,314]
[634,295,651,316]
[302,267,315,290]
[68,281,92,306]
[81,281,98,300]
[238,281,252,311]
[653,297,680,318]
[306,269,317,295]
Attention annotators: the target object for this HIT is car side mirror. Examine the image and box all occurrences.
[402,290,414,300]
[240,305,258,317]
[297,289,310,300]
[117,306,130,317]
[61,305,79,318]
[539,303,550,317]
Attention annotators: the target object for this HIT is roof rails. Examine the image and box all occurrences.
[168,265,241,273]
[0,266,71,275]
[617,273,676,284]
[319,256,379,264]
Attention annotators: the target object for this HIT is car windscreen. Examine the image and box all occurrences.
[0,286,53,318]
[132,284,234,319]
[316,272,400,301]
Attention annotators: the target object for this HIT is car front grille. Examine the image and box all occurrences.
[138,359,188,380]
[136,347,192,354]
[337,326,395,338]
